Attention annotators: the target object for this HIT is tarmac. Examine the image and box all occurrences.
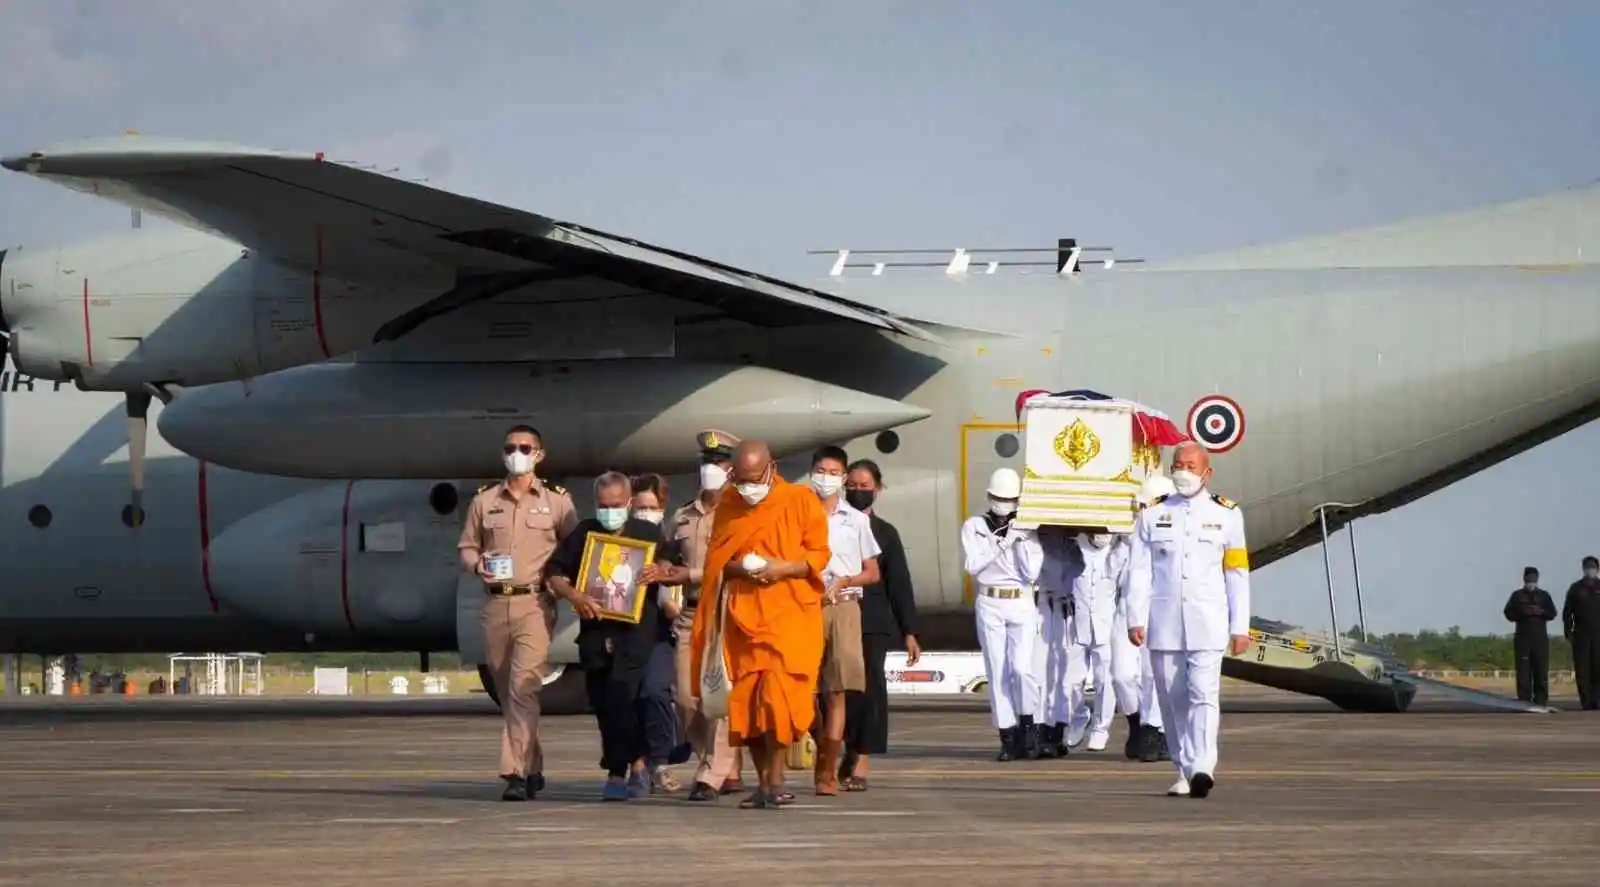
[2,685,1597,886]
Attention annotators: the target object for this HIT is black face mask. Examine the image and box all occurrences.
[845,489,875,511]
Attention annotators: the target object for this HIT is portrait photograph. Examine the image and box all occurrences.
[575,533,657,623]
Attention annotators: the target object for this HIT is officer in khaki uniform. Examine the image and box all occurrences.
[458,424,578,801]
[671,429,747,801]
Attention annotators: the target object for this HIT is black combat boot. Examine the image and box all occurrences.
[1050,723,1070,759]
[1155,730,1172,761]
[1037,724,1061,759]
[1123,714,1142,760]
[1137,724,1163,763]
[1018,715,1042,760]
[996,727,1018,762]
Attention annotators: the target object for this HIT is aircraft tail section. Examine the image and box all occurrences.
[1149,181,1600,272]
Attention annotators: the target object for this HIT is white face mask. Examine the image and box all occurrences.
[988,497,1016,517]
[737,483,770,505]
[504,450,536,476]
[700,463,728,492]
[1586,568,1599,580]
[1171,469,1204,496]
[633,509,664,525]
[811,473,843,498]
[1088,534,1112,548]
[596,507,628,531]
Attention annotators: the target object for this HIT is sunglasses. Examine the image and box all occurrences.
[503,444,539,455]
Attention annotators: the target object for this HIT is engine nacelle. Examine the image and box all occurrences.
[0,229,444,389]
[158,358,932,478]
[205,477,581,663]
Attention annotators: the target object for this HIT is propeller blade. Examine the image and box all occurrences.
[126,392,151,530]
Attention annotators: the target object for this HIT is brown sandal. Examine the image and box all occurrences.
[842,776,869,792]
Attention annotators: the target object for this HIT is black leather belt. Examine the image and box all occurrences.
[487,584,534,597]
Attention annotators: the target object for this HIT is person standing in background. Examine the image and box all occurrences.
[1502,566,1557,707]
[838,459,921,791]
[1562,556,1600,710]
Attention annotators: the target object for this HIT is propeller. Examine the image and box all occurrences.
[126,391,151,530]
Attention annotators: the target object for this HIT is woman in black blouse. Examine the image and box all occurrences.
[838,459,922,791]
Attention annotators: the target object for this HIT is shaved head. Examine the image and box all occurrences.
[731,440,774,484]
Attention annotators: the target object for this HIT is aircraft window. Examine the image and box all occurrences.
[428,482,459,516]
[27,505,51,528]
[875,430,900,454]
[994,433,1020,458]
[121,504,147,528]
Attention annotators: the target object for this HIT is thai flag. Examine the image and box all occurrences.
[1015,388,1188,448]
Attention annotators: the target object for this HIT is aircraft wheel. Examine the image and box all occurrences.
[475,663,590,715]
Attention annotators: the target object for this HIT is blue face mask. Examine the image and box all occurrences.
[596,508,628,531]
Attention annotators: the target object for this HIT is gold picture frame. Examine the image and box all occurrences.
[574,532,658,624]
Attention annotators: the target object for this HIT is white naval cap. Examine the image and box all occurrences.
[986,467,1022,499]
[1137,473,1176,505]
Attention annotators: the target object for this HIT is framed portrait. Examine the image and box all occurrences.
[575,532,658,624]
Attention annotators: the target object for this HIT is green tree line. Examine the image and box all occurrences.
[1349,626,1577,672]
[32,627,1585,676]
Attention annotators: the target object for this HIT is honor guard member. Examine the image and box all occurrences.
[961,467,1044,761]
[1064,530,1128,752]
[671,429,747,800]
[1032,527,1079,759]
[1502,567,1557,706]
[457,424,578,801]
[1126,442,1250,799]
[1115,474,1174,762]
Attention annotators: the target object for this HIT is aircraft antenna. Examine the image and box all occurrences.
[808,237,1144,276]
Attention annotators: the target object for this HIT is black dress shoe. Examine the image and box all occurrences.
[502,777,528,801]
[526,773,545,798]
[1189,772,1214,799]
[687,781,718,802]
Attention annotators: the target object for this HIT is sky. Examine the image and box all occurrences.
[1,0,1597,635]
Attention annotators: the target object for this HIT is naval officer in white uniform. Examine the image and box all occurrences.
[1064,530,1127,751]
[1126,442,1251,799]
[1112,474,1174,761]
[961,467,1044,761]
[1032,526,1079,758]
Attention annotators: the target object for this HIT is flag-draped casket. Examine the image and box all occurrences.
[1012,390,1187,532]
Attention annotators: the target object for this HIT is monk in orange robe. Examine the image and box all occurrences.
[691,440,831,809]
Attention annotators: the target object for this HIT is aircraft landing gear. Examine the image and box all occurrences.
[476,663,590,715]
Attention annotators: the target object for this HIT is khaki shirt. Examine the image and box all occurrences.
[669,496,717,607]
[458,479,578,588]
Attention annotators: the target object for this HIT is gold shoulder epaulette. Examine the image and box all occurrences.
[476,482,495,495]
[547,482,568,496]
[1210,493,1237,509]
[1152,493,1170,505]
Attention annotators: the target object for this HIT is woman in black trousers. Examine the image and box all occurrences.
[839,459,921,791]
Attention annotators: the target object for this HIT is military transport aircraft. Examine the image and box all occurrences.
[2,135,1598,711]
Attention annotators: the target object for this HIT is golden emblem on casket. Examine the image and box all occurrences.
[1053,419,1101,470]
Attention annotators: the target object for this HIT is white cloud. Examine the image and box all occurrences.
[0,5,114,107]
[141,0,420,65]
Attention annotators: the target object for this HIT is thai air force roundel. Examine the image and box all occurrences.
[1186,395,1245,453]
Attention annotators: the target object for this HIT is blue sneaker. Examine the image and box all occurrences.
[602,778,629,802]
[626,770,650,799]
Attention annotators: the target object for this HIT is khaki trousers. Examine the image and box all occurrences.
[482,592,556,778]
[673,608,743,788]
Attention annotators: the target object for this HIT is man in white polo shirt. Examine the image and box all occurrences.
[809,445,880,796]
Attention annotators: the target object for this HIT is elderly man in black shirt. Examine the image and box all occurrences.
[544,470,691,801]
[1502,566,1557,706]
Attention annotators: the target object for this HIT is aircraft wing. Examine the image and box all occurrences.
[1,136,938,342]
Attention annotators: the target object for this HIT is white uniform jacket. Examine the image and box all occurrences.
[1125,490,1251,652]
[1070,537,1127,647]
